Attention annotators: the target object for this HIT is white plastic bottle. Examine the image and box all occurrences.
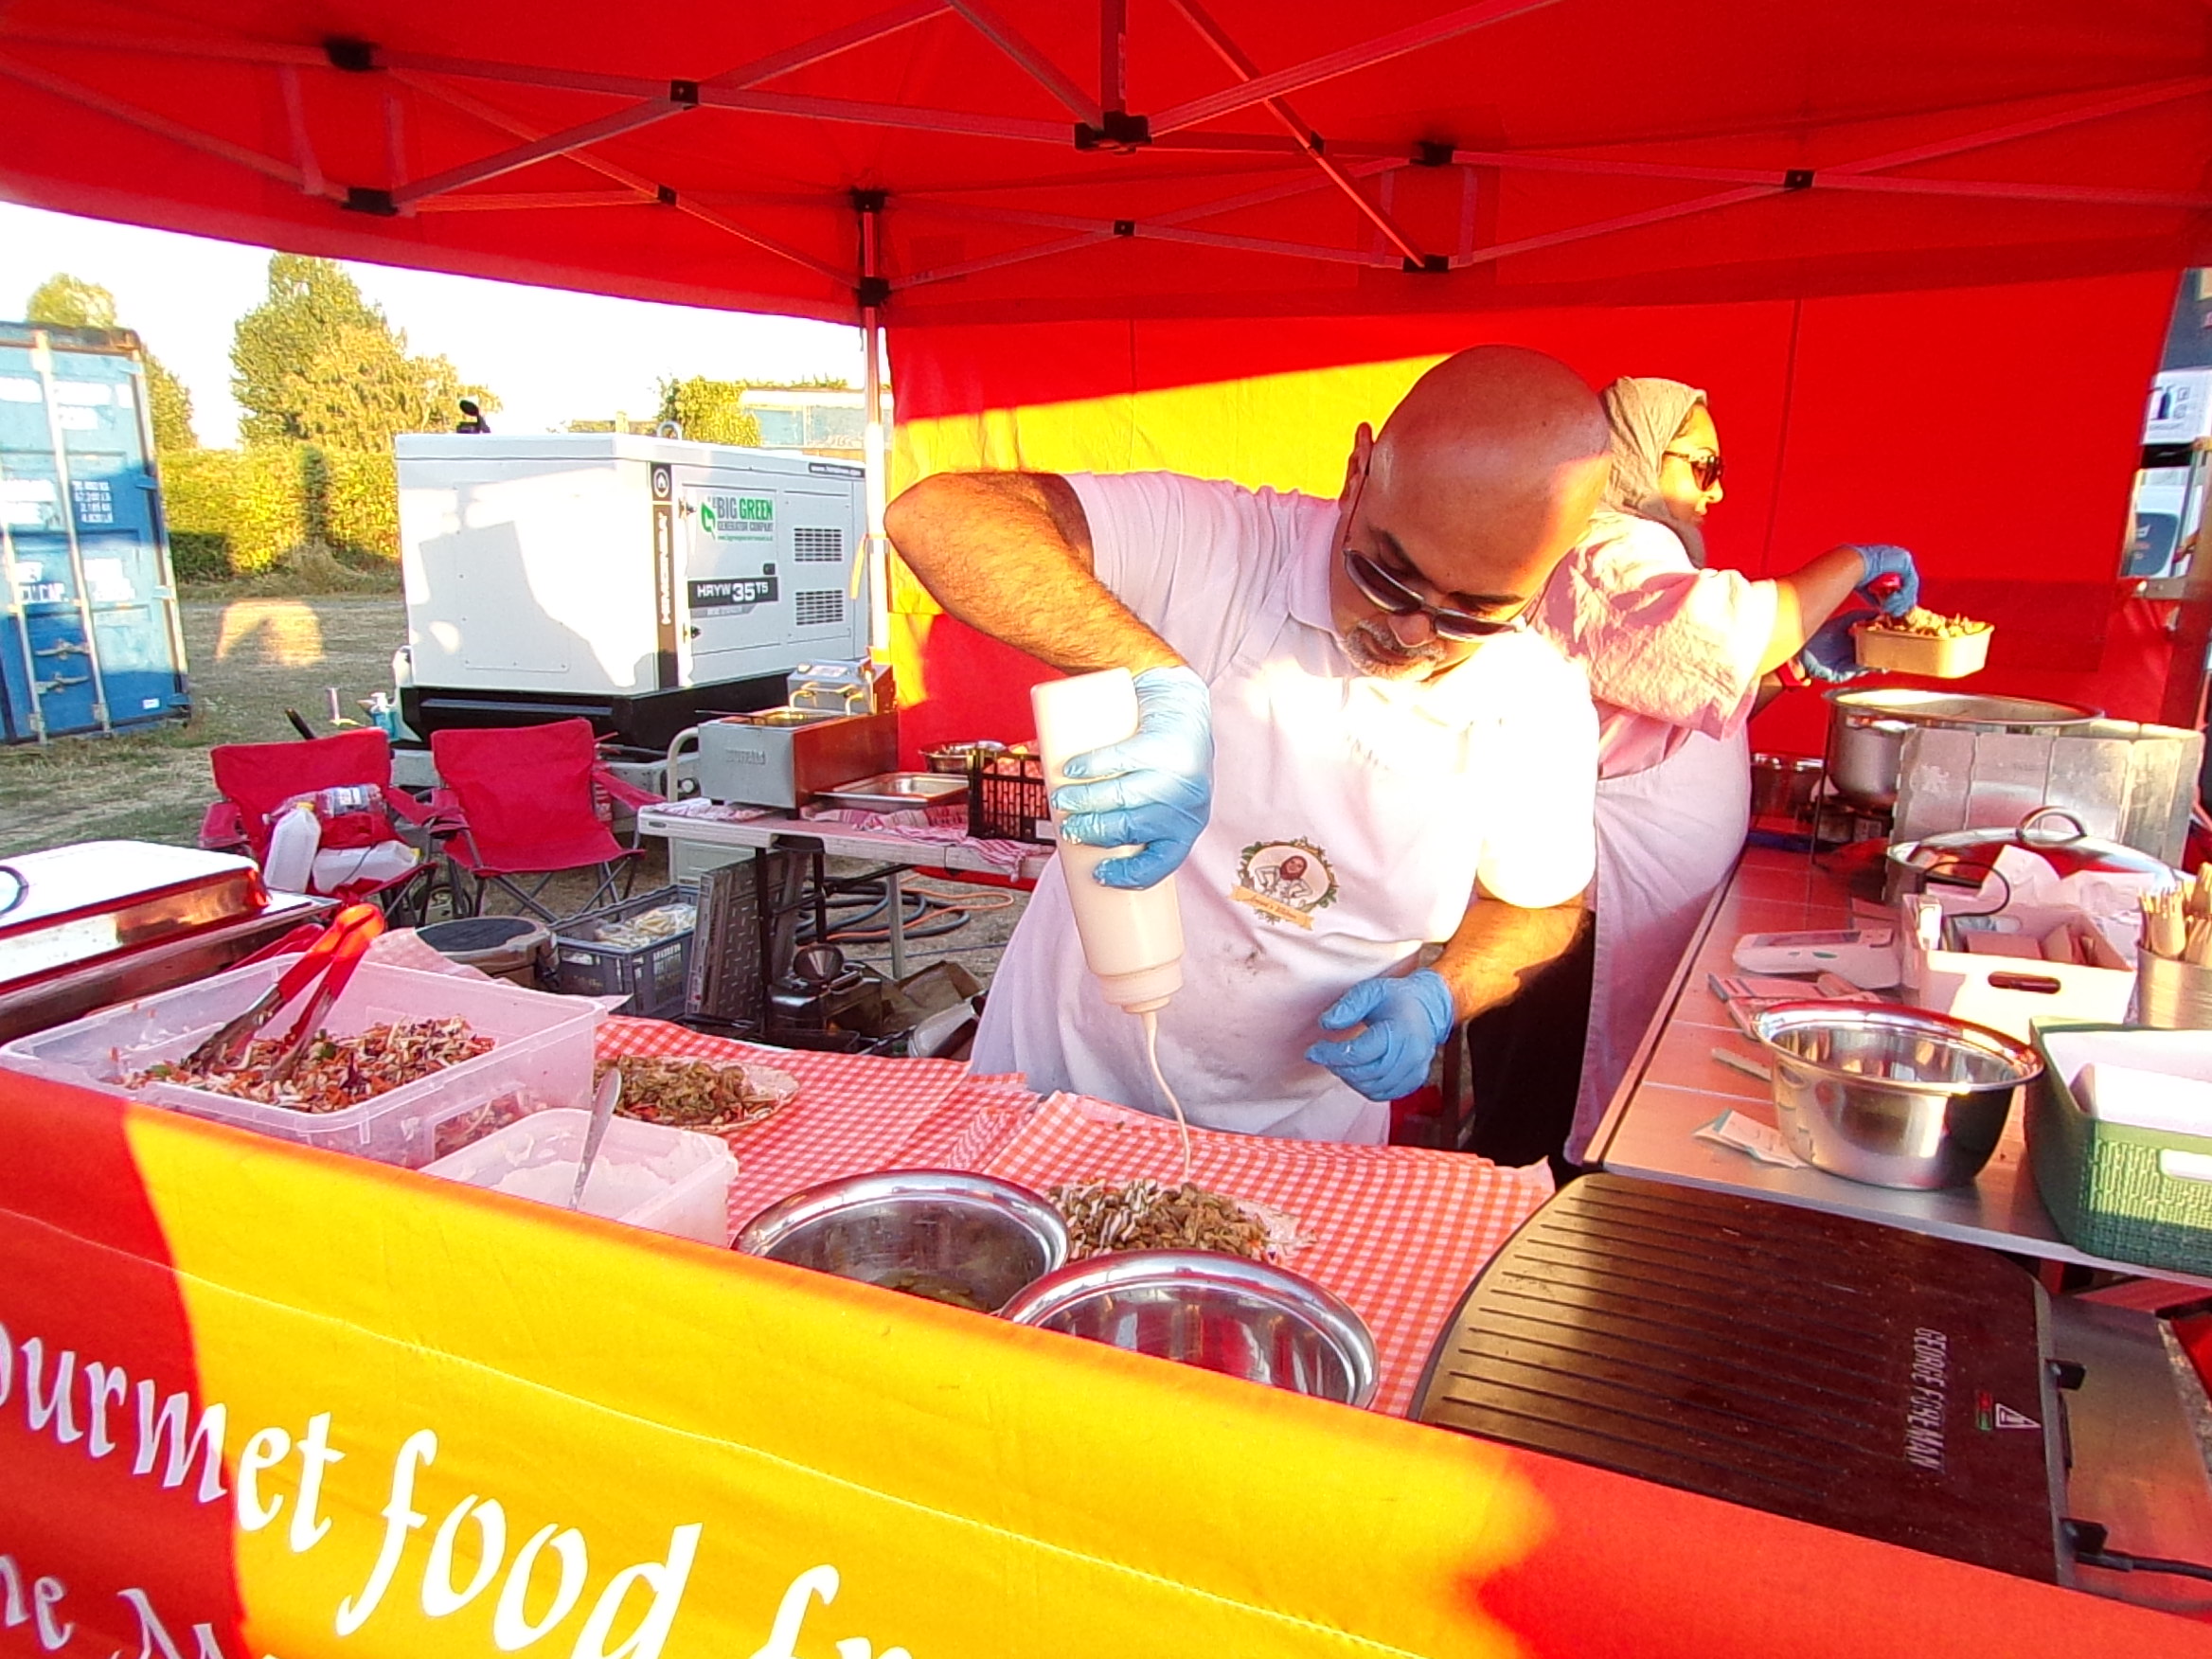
[263,799,323,894]
[1033,669,1185,1014]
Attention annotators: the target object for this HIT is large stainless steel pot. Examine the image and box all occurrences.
[1823,688,2099,812]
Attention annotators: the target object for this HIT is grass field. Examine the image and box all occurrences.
[0,592,1027,982]
[0,595,410,856]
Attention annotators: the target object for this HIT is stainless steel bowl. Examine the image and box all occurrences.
[736,1170,1068,1313]
[1001,1250,1379,1408]
[1823,688,2099,811]
[1749,1002,2043,1189]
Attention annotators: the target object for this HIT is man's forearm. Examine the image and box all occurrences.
[1431,893,1589,1022]
[884,472,1179,674]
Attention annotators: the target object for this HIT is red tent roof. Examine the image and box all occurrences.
[2,2,2207,326]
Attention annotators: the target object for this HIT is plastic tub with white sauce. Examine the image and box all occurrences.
[420,1106,737,1244]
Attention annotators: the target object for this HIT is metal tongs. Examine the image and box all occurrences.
[181,903,385,1076]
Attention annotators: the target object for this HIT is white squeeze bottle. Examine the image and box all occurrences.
[1034,668,1199,1179]
[1033,669,1186,1012]
[262,799,323,894]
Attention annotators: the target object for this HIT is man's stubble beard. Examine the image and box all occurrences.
[1341,619,1454,681]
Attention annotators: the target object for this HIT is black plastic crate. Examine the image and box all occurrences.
[553,885,698,1017]
[968,751,1054,844]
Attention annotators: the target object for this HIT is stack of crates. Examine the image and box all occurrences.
[552,886,699,1018]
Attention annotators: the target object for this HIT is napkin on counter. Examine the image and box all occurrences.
[2073,1061,2212,1137]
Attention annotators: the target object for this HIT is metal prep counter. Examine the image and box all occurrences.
[1588,843,2212,1615]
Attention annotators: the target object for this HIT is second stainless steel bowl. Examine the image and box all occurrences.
[1000,1249,1379,1408]
[1749,1002,2043,1189]
[736,1169,1068,1313]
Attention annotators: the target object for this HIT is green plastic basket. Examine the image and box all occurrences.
[2027,1023,2212,1276]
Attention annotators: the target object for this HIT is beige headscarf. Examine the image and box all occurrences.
[1601,376,1708,563]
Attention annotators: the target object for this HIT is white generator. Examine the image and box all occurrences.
[394,434,869,746]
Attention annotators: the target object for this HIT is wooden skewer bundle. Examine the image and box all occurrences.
[2140,871,2212,964]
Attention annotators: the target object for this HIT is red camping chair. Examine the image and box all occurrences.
[199,727,441,923]
[426,719,662,923]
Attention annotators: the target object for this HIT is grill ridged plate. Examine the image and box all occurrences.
[1412,1174,2061,1579]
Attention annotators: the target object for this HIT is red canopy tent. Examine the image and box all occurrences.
[1,2,2205,321]
[3,1,2206,756]
[4,9,2212,1654]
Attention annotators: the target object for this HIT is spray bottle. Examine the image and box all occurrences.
[1033,669,1194,1174]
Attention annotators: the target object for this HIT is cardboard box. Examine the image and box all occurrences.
[1899,900,2135,1041]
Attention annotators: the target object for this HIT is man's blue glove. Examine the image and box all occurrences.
[1794,609,1878,684]
[1850,544,1920,617]
[1304,969,1456,1102]
[1053,665,1213,890]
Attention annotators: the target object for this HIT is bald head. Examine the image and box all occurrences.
[1330,346,1610,679]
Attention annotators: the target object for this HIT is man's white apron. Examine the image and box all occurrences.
[975,571,1527,1145]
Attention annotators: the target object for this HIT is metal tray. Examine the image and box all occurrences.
[813,772,969,812]
[0,890,329,1044]
[0,842,272,992]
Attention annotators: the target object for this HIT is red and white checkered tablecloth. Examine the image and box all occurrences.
[597,1016,984,1233]
[972,1094,1551,1417]
[596,1016,1551,1418]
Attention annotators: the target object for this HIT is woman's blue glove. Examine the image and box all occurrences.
[1054,665,1213,890]
[1795,609,1878,684]
[1304,969,1456,1102]
[1850,544,1920,616]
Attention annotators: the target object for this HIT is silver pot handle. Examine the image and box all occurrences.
[2020,805,2089,847]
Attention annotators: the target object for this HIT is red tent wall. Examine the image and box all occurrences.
[886,268,2176,761]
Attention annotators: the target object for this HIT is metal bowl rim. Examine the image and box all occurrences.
[734,1168,1070,1269]
[1000,1248,1379,1409]
[1822,687,2101,727]
[1748,1000,2043,1093]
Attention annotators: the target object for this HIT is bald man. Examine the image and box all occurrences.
[887,346,1608,1143]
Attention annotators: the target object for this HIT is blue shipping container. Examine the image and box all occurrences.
[0,322,191,743]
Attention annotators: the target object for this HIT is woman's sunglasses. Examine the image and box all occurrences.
[1342,547,1525,641]
[1665,449,1724,491]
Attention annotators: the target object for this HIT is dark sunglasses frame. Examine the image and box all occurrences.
[1338,465,1525,641]
[1665,448,1724,491]
[1342,548,1525,640]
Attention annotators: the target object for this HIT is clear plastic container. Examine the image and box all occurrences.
[0,957,601,1168]
[420,1108,738,1245]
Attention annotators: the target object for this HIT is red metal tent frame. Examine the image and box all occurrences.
[1,3,2206,327]
[2,4,2207,732]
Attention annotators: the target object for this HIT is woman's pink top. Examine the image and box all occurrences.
[1529,509,1777,778]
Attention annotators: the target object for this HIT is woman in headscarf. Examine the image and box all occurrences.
[1464,377,1919,1178]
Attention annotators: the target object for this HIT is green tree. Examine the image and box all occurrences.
[26,272,197,450]
[655,376,763,446]
[143,360,197,452]
[25,273,117,329]
[231,254,494,450]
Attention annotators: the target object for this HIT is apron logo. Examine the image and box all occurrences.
[1230,839,1338,929]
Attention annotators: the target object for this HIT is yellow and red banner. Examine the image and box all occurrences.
[3,1068,2202,1659]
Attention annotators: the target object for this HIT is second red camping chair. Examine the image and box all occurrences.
[426,718,663,922]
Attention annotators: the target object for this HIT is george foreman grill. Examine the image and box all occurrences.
[1413,1173,2073,1581]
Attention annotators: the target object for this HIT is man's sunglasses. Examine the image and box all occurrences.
[1665,449,1724,491]
[1342,547,1525,641]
